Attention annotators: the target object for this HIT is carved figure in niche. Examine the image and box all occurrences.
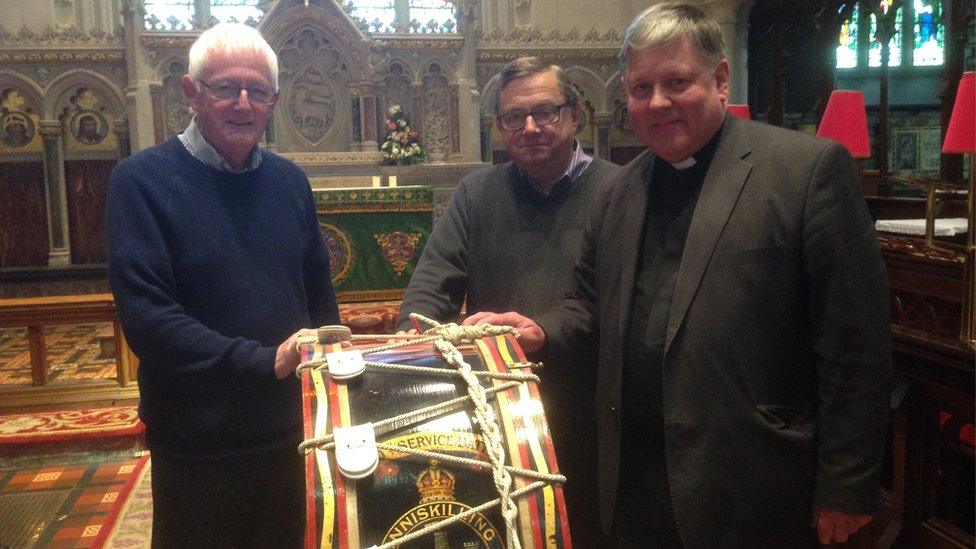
[1,113,33,147]
[364,41,391,81]
[422,65,450,157]
[288,66,337,142]
[71,111,108,145]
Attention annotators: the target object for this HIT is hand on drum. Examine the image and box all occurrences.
[462,311,546,353]
[274,328,318,379]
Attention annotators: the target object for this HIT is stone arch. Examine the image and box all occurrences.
[564,66,609,113]
[43,70,124,122]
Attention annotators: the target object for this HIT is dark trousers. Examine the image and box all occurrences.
[150,445,306,549]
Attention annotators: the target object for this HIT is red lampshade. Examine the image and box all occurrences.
[942,71,975,154]
[727,104,751,120]
[817,90,871,159]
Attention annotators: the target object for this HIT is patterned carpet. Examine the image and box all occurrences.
[0,407,143,446]
[0,455,149,548]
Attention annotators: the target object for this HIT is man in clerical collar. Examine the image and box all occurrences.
[465,3,891,547]
[107,23,339,548]
[398,57,618,546]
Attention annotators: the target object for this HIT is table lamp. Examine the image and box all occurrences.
[942,71,975,348]
[817,90,871,159]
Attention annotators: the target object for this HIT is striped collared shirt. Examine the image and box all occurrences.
[177,116,262,173]
[519,139,593,199]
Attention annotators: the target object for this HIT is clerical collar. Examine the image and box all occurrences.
[665,123,724,172]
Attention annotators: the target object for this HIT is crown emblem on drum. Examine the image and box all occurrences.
[416,459,456,503]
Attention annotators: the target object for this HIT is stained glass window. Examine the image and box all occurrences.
[913,0,944,66]
[408,0,457,33]
[836,3,859,69]
[346,0,399,33]
[143,0,194,30]
[210,0,264,25]
[868,0,903,67]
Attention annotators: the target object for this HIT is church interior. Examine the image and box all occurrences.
[0,0,973,546]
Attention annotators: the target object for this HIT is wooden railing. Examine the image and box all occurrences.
[0,293,140,409]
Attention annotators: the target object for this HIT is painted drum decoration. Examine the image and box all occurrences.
[298,319,572,549]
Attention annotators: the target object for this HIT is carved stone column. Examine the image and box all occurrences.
[480,114,494,163]
[455,0,482,162]
[593,113,612,160]
[356,85,379,152]
[149,82,166,145]
[121,1,158,152]
[39,121,70,267]
[704,0,749,102]
[113,118,131,159]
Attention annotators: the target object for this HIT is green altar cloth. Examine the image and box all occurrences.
[314,186,435,302]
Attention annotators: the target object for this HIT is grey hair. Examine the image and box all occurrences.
[187,23,279,90]
[489,57,581,114]
[619,2,726,73]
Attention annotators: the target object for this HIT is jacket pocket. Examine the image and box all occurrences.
[715,244,784,266]
[755,404,807,430]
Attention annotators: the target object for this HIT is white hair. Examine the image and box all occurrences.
[187,23,279,90]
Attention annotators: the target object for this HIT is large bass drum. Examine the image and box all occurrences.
[298,322,572,549]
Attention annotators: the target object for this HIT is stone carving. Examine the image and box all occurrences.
[477,26,622,46]
[421,64,450,158]
[162,61,191,138]
[364,41,391,81]
[0,25,125,45]
[278,28,351,146]
[288,65,338,142]
[382,63,413,123]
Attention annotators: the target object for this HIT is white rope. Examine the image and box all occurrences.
[428,330,521,549]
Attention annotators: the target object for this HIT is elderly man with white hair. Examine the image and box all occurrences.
[107,23,338,547]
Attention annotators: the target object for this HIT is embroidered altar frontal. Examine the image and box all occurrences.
[314,186,436,303]
[299,331,572,549]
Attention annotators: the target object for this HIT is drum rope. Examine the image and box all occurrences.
[298,380,523,454]
[296,356,540,384]
[368,480,550,549]
[429,335,520,548]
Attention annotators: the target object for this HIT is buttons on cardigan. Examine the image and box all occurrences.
[609,404,618,416]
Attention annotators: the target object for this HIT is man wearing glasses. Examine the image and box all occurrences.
[107,23,339,547]
[397,57,618,545]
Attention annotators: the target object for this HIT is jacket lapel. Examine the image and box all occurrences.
[615,151,655,339]
[664,119,753,355]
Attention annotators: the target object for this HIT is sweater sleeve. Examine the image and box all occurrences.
[397,178,472,330]
[106,160,278,380]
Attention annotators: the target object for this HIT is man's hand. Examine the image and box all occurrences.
[274,328,317,379]
[462,311,546,353]
[813,507,872,545]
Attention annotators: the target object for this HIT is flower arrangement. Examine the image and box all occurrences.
[380,104,424,165]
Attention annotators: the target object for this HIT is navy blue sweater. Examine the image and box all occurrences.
[106,137,339,459]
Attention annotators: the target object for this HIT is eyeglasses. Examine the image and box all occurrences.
[198,80,278,106]
[496,103,571,132]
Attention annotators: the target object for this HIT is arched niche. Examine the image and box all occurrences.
[271,26,356,151]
